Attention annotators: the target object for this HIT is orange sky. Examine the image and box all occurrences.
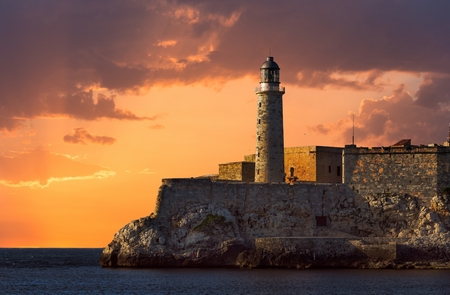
[1,1,450,247]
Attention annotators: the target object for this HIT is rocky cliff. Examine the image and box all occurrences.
[100,178,450,268]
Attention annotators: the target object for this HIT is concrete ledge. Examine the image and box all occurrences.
[255,237,358,259]
[256,237,398,260]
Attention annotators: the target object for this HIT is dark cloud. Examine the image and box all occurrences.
[296,70,385,90]
[46,91,148,121]
[310,85,450,146]
[0,0,169,130]
[415,74,450,109]
[1,0,450,130]
[63,128,116,145]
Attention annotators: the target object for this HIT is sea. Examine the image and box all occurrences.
[1,248,450,295]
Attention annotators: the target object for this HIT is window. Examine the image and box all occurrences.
[290,167,295,177]
[337,166,341,176]
[262,69,269,82]
[258,119,261,124]
[257,169,260,175]
[259,102,261,107]
[258,136,260,141]
[316,216,327,227]
[328,166,331,173]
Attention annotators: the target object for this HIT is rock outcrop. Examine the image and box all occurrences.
[100,179,450,268]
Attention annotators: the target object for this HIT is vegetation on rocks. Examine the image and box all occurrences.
[193,214,233,232]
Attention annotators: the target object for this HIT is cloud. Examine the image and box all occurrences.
[1,0,450,130]
[415,74,450,109]
[156,40,177,48]
[0,150,115,188]
[296,70,386,91]
[63,128,116,145]
[310,84,450,146]
[149,124,164,130]
[138,168,157,175]
[46,92,150,121]
[147,113,168,120]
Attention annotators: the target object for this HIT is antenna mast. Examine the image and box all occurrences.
[352,114,355,145]
[448,123,450,143]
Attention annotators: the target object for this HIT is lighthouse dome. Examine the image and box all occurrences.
[260,56,280,83]
[261,56,279,69]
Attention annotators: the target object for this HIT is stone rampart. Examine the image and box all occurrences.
[155,178,352,228]
[343,145,450,203]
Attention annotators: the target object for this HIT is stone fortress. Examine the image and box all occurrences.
[100,57,450,268]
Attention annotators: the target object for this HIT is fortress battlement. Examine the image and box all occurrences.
[345,145,450,154]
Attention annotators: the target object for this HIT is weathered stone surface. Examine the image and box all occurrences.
[218,162,255,182]
[343,145,450,203]
[100,178,450,268]
[239,146,343,183]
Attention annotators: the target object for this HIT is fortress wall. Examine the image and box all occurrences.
[437,150,450,193]
[343,146,440,202]
[154,178,352,227]
[244,154,256,162]
[218,162,255,182]
[315,147,343,183]
[285,147,317,182]
[156,179,349,215]
[218,162,243,181]
[152,178,440,240]
[243,146,343,183]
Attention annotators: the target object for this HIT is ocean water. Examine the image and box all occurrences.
[1,249,450,294]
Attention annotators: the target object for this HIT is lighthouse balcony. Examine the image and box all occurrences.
[255,85,285,93]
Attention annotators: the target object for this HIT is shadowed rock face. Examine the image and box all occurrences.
[100,179,450,268]
[99,205,248,268]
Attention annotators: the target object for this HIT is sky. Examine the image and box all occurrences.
[1,0,450,247]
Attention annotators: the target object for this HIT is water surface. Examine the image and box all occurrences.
[1,248,450,294]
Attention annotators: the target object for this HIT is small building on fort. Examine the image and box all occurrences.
[218,161,255,182]
[218,146,343,183]
[218,139,450,205]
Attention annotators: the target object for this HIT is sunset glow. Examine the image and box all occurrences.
[1,1,450,247]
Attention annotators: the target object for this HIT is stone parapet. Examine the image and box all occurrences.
[343,145,450,202]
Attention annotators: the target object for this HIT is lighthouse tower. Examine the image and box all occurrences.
[254,56,285,182]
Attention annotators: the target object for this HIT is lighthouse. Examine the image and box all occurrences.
[254,56,285,182]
